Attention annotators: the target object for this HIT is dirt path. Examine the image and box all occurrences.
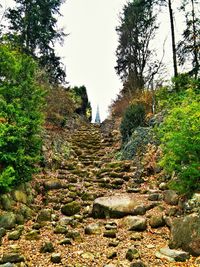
[0,124,199,267]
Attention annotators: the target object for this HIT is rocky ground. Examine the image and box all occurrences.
[0,123,200,267]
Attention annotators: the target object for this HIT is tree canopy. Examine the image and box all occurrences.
[115,0,158,92]
[6,0,66,84]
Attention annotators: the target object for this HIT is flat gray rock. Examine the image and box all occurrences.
[92,194,148,218]
[156,247,189,262]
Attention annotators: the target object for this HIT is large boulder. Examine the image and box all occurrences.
[92,194,149,218]
[169,213,200,256]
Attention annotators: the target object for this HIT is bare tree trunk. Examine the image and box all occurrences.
[191,0,199,78]
[168,0,178,77]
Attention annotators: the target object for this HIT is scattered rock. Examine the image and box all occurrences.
[61,201,81,216]
[107,251,117,259]
[13,190,27,204]
[149,213,165,228]
[36,209,52,223]
[126,246,140,261]
[108,241,119,247]
[66,230,81,241]
[44,179,67,190]
[130,232,143,241]
[163,190,179,206]
[156,247,189,262]
[0,253,24,264]
[59,238,72,245]
[25,230,40,240]
[148,193,161,201]
[54,224,68,234]
[84,223,101,235]
[105,221,118,230]
[18,204,34,220]
[0,195,13,211]
[103,229,117,238]
[8,226,23,241]
[40,242,55,253]
[130,261,147,267]
[81,252,95,260]
[58,216,73,226]
[51,253,61,263]
[124,216,147,231]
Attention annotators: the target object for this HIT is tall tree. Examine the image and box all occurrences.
[115,0,159,93]
[178,0,200,78]
[155,0,179,78]
[6,0,66,84]
[168,0,178,77]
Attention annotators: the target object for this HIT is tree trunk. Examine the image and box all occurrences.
[168,0,178,77]
[191,0,199,78]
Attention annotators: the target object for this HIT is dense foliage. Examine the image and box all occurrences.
[157,76,200,193]
[6,0,66,84]
[120,103,145,143]
[0,44,45,192]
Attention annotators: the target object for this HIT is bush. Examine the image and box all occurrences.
[120,103,145,143]
[0,44,45,192]
[158,89,200,194]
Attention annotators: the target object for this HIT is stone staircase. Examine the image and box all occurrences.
[0,123,198,267]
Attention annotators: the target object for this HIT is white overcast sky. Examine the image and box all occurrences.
[3,0,184,121]
[58,0,127,121]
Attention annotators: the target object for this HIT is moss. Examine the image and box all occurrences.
[61,201,81,216]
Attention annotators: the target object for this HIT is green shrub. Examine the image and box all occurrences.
[120,103,145,143]
[71,86,92,121]
[158,89,200,194]
[0,44,45,192]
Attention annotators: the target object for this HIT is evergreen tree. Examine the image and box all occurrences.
[6,0,66,84]
[115,0,158,92]
[0,44,45,192]
[178,0,200,78]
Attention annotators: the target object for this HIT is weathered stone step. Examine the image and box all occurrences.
[92,194,157,218]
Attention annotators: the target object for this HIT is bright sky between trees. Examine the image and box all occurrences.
[59,0,183,122]
[59,0,127,122]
